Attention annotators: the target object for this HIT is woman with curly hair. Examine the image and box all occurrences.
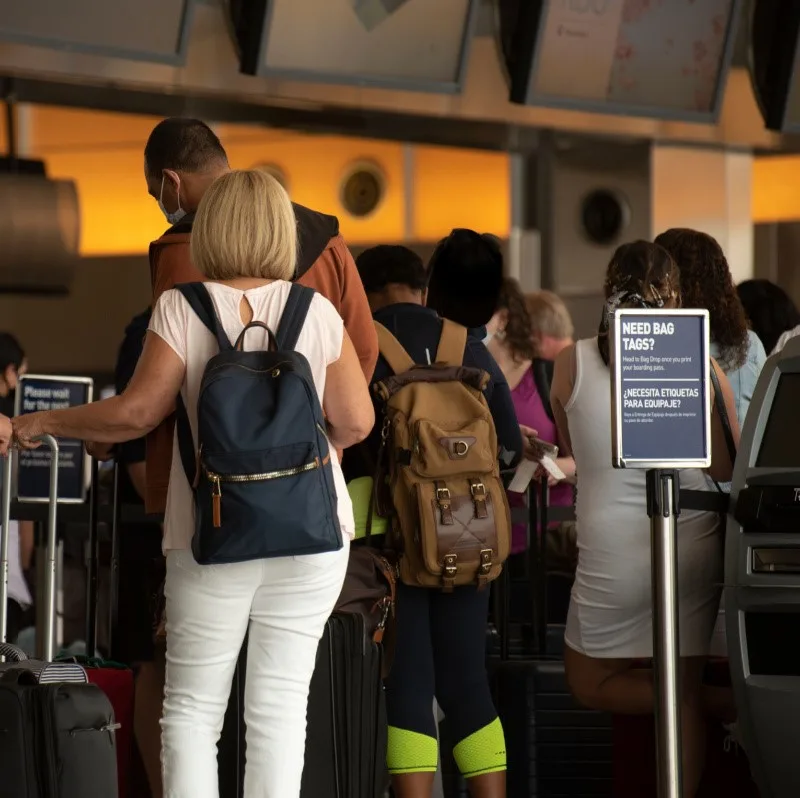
[552,241,739,797]
[654,229,766,428]
[486,278,576,558]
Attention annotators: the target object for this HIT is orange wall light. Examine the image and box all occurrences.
[413,145,510,240]
[752,156,800,224]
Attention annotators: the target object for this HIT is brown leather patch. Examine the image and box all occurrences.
[438,436,477,459]
[430,493,499,566]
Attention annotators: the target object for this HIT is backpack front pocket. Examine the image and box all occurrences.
[196,442,341,563]
[412,418,496,478]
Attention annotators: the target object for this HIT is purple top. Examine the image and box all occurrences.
[509,368,574,553]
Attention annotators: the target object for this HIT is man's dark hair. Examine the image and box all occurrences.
[356,245,428,293]
[0,333,24,372]
[144,118,228,179]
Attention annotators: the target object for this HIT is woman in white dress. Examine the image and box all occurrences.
[550,241,740,796]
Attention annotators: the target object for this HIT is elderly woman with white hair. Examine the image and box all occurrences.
[12,169,375,798]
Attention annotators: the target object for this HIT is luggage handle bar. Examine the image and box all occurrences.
[0,435,60,661]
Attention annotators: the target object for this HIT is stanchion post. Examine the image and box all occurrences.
[646,468,683,798]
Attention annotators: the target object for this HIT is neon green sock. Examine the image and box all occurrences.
[386,726,439,775]
[453,717,507,778]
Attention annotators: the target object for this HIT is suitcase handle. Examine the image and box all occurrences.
[0,641,28,662]
[0,435,60,661]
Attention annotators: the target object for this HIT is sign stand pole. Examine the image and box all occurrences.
[646,468,683,798]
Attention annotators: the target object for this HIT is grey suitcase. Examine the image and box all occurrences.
[0,436,119,798]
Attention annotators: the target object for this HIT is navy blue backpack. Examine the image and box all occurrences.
[173,282,342,565]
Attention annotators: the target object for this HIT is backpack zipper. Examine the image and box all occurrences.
[206,456,328,528]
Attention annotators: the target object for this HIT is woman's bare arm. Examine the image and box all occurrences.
[551,344,576,458]
[14,334,185,445]
[323,330,375,451]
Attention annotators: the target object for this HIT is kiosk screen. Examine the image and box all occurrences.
[756,373,800,467]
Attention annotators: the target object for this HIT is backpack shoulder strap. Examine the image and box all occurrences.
[175,283,231,352]
[532,358,555,423]
[276,284,315,350]
[374,322,415,375]
[174,391,197,493]
[435,319,467,366]
[173,282,230,491]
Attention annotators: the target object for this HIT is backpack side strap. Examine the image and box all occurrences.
[374,322,415,375]
[175,283,231,352]
[435,319,468,367]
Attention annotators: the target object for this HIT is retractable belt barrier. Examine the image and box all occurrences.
[508,487,728,527]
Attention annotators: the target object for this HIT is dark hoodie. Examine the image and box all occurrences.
[145,203,378,515]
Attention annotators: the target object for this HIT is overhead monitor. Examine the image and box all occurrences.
[230,0,478,93]
[0,0,194,64]
[755,373,800,468]
[750,0,800,133]
[502,0,743,122]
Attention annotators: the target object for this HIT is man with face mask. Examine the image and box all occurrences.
[141,118,378,517]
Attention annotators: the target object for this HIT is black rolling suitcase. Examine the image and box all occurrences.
[219,612,387,798]
[492,480,613,798]
[0,436,119,798]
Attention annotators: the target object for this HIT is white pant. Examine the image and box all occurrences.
[160,539,350,798]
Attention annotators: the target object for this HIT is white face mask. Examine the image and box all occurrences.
[482,331,495,345]
[158,175,186,226]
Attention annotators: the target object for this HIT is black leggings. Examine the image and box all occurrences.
[385,582,503,776]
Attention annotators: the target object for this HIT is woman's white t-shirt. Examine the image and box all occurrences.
[148,281,355,553]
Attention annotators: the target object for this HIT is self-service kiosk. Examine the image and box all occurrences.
[727,336,800,798]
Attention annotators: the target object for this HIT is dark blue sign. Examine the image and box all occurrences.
[15,375,93,503]
[613,311,710,467]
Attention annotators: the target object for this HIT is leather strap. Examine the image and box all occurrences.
[435,319,467,366]
[710,363,737,463]
[375,322,415,375]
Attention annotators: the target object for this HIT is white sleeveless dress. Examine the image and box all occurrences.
[564,339,722,659]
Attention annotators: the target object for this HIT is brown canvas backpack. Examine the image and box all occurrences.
[371,319,511,591]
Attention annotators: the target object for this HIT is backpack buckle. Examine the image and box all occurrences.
[442,554,457,592]
[435,485,454,525]
[469,479,488,519]
[469,481,486,499]
[477,549,493,590]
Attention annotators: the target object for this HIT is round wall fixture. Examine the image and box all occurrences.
[253,163,290,194]
[580,188,630,246]
[340,161,386,218]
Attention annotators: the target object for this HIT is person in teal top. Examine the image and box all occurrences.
[655,229,767,434]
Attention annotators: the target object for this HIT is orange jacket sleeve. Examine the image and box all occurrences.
[150,237,203,303]
[330,237,378,382]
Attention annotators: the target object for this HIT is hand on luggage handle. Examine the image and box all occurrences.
[0,435,59,661]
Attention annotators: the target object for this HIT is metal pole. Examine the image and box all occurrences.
[648,469,683,798]
[41,435,59,663]
[0,451,14,643]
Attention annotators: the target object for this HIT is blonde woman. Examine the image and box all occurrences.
[12,170,375,798]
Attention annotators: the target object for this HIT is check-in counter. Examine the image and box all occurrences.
[727,338,800,798]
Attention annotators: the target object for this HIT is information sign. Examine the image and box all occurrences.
[14,375,94,503]
[612,309,711,469]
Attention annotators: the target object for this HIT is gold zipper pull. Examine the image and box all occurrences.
[211,475,222,528]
